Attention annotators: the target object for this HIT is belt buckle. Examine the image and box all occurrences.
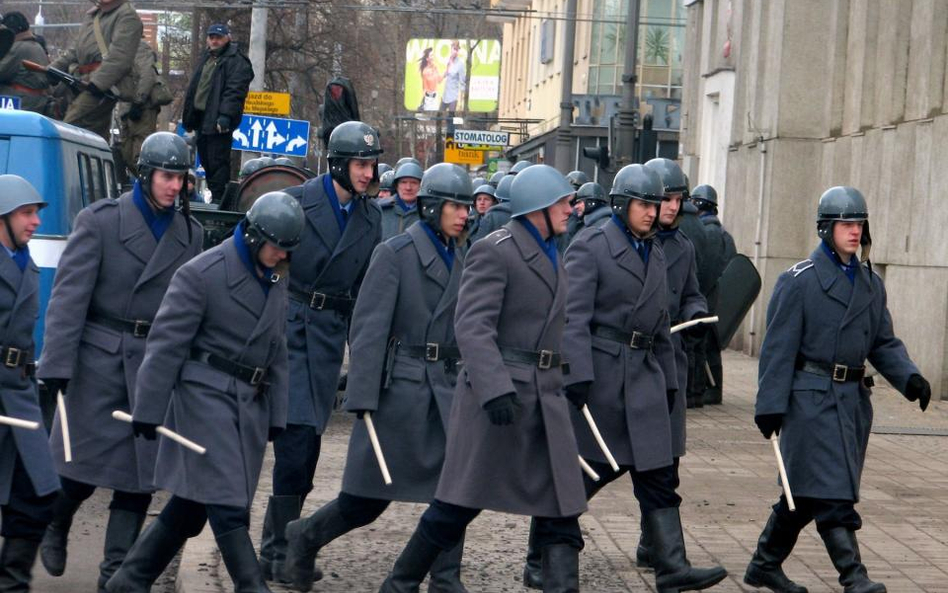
[132,320,150,338]
[3,348,21,368]
[310,292,327,310]
[629,331,645,349]
[250,367,265,386]
[832,363,848,382]
[538,350,554,370]
[425,343,440,362]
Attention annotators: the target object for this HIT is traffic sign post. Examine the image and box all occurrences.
[244,91,291,116]
[232,114,310,157]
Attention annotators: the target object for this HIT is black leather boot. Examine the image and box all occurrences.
[428,533,468,593]
[39,493,83,577]
[540,543,579,593]
[259,495,301,583]
[378,528,443,593]
[743,512,808,593]
[646,507,728,592]
[0,538,41,592]
[105,519,186,593]
[637,515,653,569]
[522,518,543,589]
[284,499,350,591]
[97,510,146,592]
[820,528,886,593]
[217,527,272,593]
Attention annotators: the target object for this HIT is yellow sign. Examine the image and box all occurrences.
[444,138,485,166]
[244,92,291,116]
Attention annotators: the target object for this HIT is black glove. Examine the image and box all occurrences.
[268,426,284,442]
[667,389,677,413]
[905,374,931,412]
[216,115,232,133]
[127,102,144,122]
[683,320,708,339]
[352,409,369,420]
[755,413,783,439]
[42,378,69,396]
[483,393,521,426]
[132,420,158,441]
[564,382,591,410]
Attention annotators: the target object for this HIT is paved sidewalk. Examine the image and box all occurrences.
[179,350,948,592]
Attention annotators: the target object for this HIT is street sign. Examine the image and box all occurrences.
[232,114,310,157]
[244,91,291,116]
[444,137,484,166]
[454,129,508,150]
[0,96,20,110]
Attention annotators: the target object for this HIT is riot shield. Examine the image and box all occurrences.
[709,253,761,348]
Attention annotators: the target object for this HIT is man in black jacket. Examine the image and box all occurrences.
[182,24,253,203]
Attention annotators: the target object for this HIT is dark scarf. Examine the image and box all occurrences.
[516,217,558,273]
[395,194,415,213]
[323,174,349,233]
[132,181,174,242]
[10,245,29,272]
[612,215,650,265]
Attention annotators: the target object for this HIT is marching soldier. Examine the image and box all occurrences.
[745,187,930,593]
[691,185,736,405]
[283,164,474,592]
[523,164,726,592]
[0,13,51,115]
[564,182,610,245]
[49,0,143,141]
[258,121,382,585]
[377,170,395,201]
[378,165,586,592]
[379,161,422,240]
[468,183,496,241]
[106,192,303,593]
[0,176,59,591]
[565,170,588,191]
[487,170,504,188]
[468,174,512,243]
[36,132,202,591]
[118,38,171,180]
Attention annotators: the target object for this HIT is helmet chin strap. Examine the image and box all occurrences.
[2,216,22,251]
[542,208,554,239]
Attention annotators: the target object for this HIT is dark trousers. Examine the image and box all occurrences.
[685,333,707,398]
[196,132,233,203]
[419,499,583,552]
[156,495,249,539]
[60,475,152,515]
[272,423,322,498]
[337,492,390,528]
[583,458,681,514]
[772,495,861,534]
[1,456,56,541]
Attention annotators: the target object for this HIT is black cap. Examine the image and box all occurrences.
[207,23,230,36]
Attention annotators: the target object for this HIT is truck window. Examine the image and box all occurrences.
[77,153,93,206]
[104,160,117,199]
[90,155,105,202]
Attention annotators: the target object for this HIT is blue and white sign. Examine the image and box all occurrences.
[232,114,310,157]
[0,95,21,110]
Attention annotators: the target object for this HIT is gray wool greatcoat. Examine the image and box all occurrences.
[341,222,463,502]
[468,202,511,243]
[756,246,920,501]
[284,174,381,432]
[378,197,419,241]
[563,221,678,472]
[0,254,59,503]
[659,229,708,457]
[435,222,588,519]
[38,193,202,492]
[133,238,288,508]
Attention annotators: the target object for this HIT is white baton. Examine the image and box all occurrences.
[771,434,795,512]
[670,315,719,334]
[581,405,620,472]
[578,456,600,482]
[58,392,72,462]
[364,412,392,485]
[111,411,207,455]
[0,414,39,430]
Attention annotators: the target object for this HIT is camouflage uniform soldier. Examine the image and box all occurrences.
[118,39,168,179]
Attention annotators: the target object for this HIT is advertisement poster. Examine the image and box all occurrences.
[404,38,501,113]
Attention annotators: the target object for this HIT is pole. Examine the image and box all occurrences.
[553,0,578,173]
[616,0,641,167]
[248,5,268,93]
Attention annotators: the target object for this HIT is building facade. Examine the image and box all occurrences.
[681,0,948,396]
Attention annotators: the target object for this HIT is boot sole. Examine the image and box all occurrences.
[744,572,809,593]
[659,569,728,592]
[40,549,66,577]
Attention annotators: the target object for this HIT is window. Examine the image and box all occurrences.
[540,19,555,64]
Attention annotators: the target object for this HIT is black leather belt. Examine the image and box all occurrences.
[592,325,654,350]
[289,288,355,315]
[796,359,866,383]
[88,312,152,338]
[191,348,269,387]
[397,342,461,362]
[1,346,34,375]
[500,346,564,370]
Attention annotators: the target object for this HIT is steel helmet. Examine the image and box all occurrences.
[817,186,871,260]
[690,184,718,208]
[378,163,394,176]
[0,174,47,216]
[239,158,266,179]
[327,121,383,196]
[565,170,589,190]
[273,157,295,167]
[509,165,574,218]
[393,161,424,183]
[488,171,506,188]
[244,191,305,253]
[471,177,487,189]
[395,157,421,169]
[610,164,664,237]
[494,175,514,202]
[509,160,532,175]
[473,184,496,200]
[379,170,396,192]
[138,132,191,175]
[577,182,607,211]
[644,158,689,197]
[416,163,474,233]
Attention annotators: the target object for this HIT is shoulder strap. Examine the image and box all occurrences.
[93,13,109,59]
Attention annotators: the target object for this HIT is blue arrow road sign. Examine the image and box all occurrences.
[232,114,310,157]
